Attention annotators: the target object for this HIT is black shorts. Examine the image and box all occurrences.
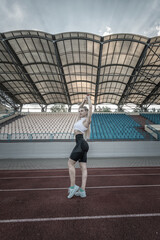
[69,134,89,163]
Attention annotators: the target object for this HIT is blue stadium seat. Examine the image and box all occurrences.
[140,113,160,124]
[90,113,144,140]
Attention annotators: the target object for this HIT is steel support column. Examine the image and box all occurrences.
[118,39,151,106]
[52,36,71,106]
[1,33,47,105]
[94,37,104,105]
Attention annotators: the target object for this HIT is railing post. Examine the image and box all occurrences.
[29,134,33,141]
[7,134,11,141]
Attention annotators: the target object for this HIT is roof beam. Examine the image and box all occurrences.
[0,33,47,106]
[52,36,71,105]
[141,43,160,106]
[141,82,160,106]
[94,37,104,105]
[0,83,22,105]
[3,33,100,44]
[118,39,151,106]
[0,85,21,108]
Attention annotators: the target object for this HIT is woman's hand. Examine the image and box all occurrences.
[85,94,90,103]
[85,94,90,101]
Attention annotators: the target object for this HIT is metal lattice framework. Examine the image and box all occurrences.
[0,30,160,109]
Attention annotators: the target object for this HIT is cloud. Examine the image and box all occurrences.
[143,23,160,37]
[2,2,24,21]
[0,1,25,31]
[156,25,160,36]
[99,26,113,36]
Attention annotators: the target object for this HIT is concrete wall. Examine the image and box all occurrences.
[0,141,160,159]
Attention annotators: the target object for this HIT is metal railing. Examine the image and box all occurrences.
[147,125,160,140]
[0,129,158,141]
[0,111,15,120]
[0,132,74,141]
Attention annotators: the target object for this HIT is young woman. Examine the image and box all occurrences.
[67,95,92,199]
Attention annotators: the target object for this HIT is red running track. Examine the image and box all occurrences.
[0,167,160,240]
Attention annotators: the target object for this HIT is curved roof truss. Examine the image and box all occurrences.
[0,31,160,108]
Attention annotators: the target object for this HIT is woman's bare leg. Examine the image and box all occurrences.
[68,158,76,187]
[79,162,87,190]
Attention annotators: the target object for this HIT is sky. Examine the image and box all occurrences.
[0,0,160,112]
[0,0,160,37]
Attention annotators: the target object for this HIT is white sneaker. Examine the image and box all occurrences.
[75,189,87,198]
[67,185,79,199]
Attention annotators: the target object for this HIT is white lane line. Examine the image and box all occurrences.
[1,167,160,173]
[0,187,67,191]
[1,184,160,192]
[1,173,160,180]
[87,185,160,189]
[87,167,160,171]
[1,213,160,223]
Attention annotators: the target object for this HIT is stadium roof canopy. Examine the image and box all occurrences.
[0,30,160,109]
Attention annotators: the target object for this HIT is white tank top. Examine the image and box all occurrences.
[73,117,88,133]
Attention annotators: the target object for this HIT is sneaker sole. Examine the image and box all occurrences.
[80,195,86,198]
[67,186,79,199]
[75,192,86,198]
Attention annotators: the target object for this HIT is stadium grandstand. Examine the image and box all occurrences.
[1,30,160,240]
[0,30,160,159]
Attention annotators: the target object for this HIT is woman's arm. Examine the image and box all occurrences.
[77,98,86,119]
[78,99,86,109]
[86,96,92,124]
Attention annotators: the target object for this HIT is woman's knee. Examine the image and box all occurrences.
[68,158,76,168]
[79,162,87,171]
